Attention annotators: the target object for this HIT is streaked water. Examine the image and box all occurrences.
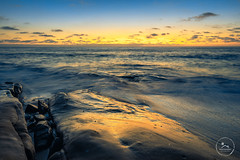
[0,46,240,155]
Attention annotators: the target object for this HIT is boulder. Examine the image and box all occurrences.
[34,120,53,151]
[38,100,49,114]
[48,136,63,158]
[12,83,23,98]
[0,96,35,160]
[25,104,39,114]
[34,114,46,122]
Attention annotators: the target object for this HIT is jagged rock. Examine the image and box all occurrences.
[48,149,67,160]
[25,114,32,120]
[34,120,53,151]
[48,136,63,158]
[38,100,49,114]
[34,114,45,121]
[25,104,39,113]
[12,83,23,97]
[27,120,36,132]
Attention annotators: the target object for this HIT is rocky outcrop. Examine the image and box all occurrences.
[0,82,35,160]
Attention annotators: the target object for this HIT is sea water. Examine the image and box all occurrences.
[0,46,239,155]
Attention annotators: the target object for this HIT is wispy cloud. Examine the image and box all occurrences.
[165,26,172,28]
[51,29,63,32]
[161,33,169,36]
[0,16,9,21]
[32,32,44,34]
[152,28,160,30]
[146,33,158,38]
[227,27,240,33]
[39,34,55,37]
[189,35,202,40]
[182,12,218,21]
[40,39,58,43]
[0,26,19,30]
[16,32,28,34]
[66,33,87,38]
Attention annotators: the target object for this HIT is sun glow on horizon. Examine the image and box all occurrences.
[0,0,240,46]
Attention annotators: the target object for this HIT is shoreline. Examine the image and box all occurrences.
[0,82,238,160]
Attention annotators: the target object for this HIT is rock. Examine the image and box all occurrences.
[34,120,53,151]
[48,137,63,158]
[38,100,49,114]
[48,149,67,160]
[12,83,23,97]
[34,114,45,121]
[5,82,14,84]
[25,114,32,121]
[25,104,39,114]
[0,97,35,160]
[27,120,36,132]
[0,90,13,98]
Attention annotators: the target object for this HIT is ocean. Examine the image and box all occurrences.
[0,46,240,156]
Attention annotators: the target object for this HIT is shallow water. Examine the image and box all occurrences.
[0,46,240,156]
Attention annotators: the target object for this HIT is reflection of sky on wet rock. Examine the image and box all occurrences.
[50,89,216,159]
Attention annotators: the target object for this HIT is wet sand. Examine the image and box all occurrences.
[49,89,229,160]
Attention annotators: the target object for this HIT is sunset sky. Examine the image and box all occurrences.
[0,0,240,46]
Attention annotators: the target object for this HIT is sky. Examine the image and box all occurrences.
[0,0,240,46]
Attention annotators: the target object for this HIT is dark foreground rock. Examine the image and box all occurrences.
[0,93,35,160]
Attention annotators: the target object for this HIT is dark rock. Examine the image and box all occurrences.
[48,149,67,160]
[25,114,32,121]
[48,136,63,158]
[27,120,36,132]
[12,83,23,97]
[34,120,53,151]
[5,82,14,84]
[25,104,39,114]
[34,114,45,121]
[0,97,35,160]
[38,100,49,114]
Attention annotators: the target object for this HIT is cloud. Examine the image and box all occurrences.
[66,33,87,38]
[152,28,160,30]
[39,34,55,37]
[0,39,38,43]
[161,33,169,36]
[146,33,158,39]
[217,36,240,43]
[21,39,38,43]
[189,35,201,40]
[0,16,9,21]
[0,26,19,30]
[16,32,28,34]
[204,31,211,34]
[128,34,140,39]
[139,31,143,33]
[182,12,218,21]
[151,33,158,36]
[51,29,63,32]
[207,36,240,43]
[227,27,240,33]
[32,32,44,34]
[40,39,58,43]
[165,26,172,28]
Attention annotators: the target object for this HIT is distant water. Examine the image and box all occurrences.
[0,46,240,155]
